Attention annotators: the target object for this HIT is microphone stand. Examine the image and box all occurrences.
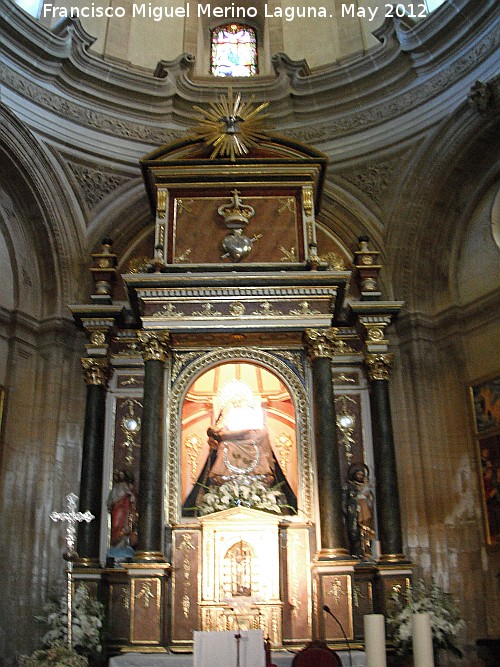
[323,604,352,667]
[231,608,242,667]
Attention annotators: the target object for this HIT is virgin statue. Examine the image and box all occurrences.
[182,380,296,515]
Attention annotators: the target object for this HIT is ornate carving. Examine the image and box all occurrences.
[229,302,246,317]
[192,303,222,317]
[251,301,283,317]
[157,189,167,219]
[67,162,130,211]
[343,159,398,202]
[304,328,338,360]
[335,395,357,463]
[468,80,496,113]
[151,303,184,318]
[289,301,321,316]
[138,331,170,362]
[280,246,297,262]
[365,353,393,381]
[184,434,203,481]
[135,581,156,609]
[319,252,345,270]
[81,357,110,386]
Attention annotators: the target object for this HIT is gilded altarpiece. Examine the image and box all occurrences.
[70,125,412,654]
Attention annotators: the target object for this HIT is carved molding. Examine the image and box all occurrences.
[67,162,132,211]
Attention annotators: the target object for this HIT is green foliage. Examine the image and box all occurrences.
[18,641,88,667]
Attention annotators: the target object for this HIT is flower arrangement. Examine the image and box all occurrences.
[18,641,88,667]
[18,584,104,666]
[197,476,286,515]
[388,579,464,659]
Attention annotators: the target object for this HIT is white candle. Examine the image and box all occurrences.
[364,614,387,667]
[412,612,434,667]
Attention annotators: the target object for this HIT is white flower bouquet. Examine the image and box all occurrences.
[29,584,104,661]
[197,476,286,515]
[388,579,464,659]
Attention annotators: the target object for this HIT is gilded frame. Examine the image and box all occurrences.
[469,373,500,546]
[167,347,313,526]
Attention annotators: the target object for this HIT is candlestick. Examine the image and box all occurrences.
[412,612,434,667]
[364,614,387,667]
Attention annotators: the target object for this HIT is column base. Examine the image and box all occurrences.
[378,553,410,563]
[72,557,102,568]
[316,547,353,561]
[133,550,166,563]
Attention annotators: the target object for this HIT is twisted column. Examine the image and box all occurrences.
[305,328,350,559]
[76,358,110,565]
[134,331,170,562]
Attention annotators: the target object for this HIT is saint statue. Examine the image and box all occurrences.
[106,469,138,563]
[342,463,375,559]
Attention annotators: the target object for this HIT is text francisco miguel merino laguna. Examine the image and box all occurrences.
[42,3,343,22]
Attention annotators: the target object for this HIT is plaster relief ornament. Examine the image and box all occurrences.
[191,89,269,161]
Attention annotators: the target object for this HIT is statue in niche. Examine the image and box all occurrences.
[106,469,138,564]
[183,380,296,516]
[342,463,375,559]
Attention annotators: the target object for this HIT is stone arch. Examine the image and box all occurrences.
[386,100,499,313]
[0,104,85,313]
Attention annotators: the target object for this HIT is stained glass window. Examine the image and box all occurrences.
[210,24,258,77]
[15,0,44,17]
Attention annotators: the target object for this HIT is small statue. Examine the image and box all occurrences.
[342,463,375,559]
[106,469,138,564]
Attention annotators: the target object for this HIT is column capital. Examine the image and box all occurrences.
[81,317,115,357]
[138,331,171,362]
[81,357,111,386]
[365,353,393,381]
[304,328,339,360]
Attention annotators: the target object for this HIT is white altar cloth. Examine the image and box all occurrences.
[194,629,265,667]
[109,649,365,666]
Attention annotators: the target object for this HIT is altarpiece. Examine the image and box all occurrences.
[69,94,412,655]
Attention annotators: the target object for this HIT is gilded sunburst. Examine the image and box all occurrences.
[191,89,269,161]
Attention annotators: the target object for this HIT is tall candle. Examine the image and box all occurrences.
[412,612,434,667]
[364,614,387,667]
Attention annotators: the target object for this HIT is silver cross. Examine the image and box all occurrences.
[50,492,94,559]
[50,493,94,647]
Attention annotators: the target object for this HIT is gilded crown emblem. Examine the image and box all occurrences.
[218,190,255,229]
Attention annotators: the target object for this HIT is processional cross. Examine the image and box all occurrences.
[50,493,94,647]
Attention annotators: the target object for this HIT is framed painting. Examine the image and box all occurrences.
[470,374,500,545]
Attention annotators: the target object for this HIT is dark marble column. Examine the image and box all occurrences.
[365,353,404,560]
[135,331,170,562]
[77,358,110,566]
[305,329,350,559]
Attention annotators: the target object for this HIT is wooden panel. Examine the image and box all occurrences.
[171,529,200,642]
[169,189,303,264]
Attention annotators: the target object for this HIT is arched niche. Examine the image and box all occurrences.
[167,348,313,525]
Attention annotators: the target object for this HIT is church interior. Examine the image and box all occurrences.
[0,1,499,665]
